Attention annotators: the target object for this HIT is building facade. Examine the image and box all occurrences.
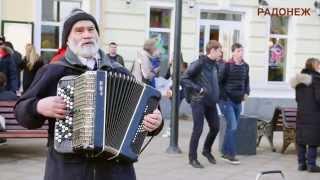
[1,0,320,118]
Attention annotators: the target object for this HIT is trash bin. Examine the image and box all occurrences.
[219,115,257,155]
[236,115,257,155]
[218,116,226,154]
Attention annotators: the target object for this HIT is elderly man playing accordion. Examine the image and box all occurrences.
[14,9,163,180]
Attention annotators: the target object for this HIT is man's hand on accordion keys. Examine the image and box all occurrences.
[37,96,67,119]
[143,108,162,132]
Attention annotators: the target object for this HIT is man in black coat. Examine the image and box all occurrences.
[0,44,19,92]
[291,57,320,173]
[181,40,221,168]
[14,9,163,180]
[106,42,125,66]
[4,41,23,90]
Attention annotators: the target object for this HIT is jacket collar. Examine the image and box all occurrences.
[228,57,244,65]
[290,73,312,88]
[201,55,217,65]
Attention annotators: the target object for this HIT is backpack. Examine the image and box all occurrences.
[182,59,204,104]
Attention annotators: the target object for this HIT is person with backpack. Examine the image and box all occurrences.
[181,40,221,168]
[131,38,160,86]
[219,43,250,165]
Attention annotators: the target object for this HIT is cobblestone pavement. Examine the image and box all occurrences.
[0,120,319,180]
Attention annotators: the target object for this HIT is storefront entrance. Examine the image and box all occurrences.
[199,11,243,60]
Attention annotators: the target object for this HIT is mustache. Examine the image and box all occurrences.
[80,41,96,46]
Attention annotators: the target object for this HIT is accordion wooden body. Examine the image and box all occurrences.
[54,71,161,162]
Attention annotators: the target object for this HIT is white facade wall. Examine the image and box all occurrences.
[1,0,319,99]
[101,0,320,99]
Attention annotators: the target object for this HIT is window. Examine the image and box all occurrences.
[200,12,241,21]
[41,0,81,63]
[199,25,205,55]
[1,21,33,56]
[150,8,171,28]
[268,16,289,82]
[149,8,172,76]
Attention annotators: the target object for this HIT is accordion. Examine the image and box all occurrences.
[54,71,161,162]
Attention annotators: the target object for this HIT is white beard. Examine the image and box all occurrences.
[68,39,99,58]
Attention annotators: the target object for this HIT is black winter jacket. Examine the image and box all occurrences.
[14,48,162,180]
[291,69,320,145]
[0,87,18,100]
[181,55,220,104]
[220,60,250,103]
[21,58,44,92]
[106,53,125,66]
[0,52,19,92]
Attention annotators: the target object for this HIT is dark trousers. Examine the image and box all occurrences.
[297,144,318,166]
[44,147,136,180]
[189,100,219,160]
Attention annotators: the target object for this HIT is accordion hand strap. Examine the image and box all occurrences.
[139,135,154,154]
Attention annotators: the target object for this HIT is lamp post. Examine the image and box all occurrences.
[166,0,183,154]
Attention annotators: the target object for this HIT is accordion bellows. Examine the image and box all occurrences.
[54,71,161,162]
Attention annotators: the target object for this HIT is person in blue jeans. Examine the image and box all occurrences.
[219,43,250,165]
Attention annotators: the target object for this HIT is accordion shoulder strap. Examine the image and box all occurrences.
[139,135,154,154]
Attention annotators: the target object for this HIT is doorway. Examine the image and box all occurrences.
[199,11,243,60]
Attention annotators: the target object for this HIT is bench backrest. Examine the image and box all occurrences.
[271,106,297,130]
[281,107,297,128]
[0,101,48,130]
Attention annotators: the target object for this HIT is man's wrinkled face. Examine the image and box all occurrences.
[67,20,99,58]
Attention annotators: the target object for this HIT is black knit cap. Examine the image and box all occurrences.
[62,9,99,48]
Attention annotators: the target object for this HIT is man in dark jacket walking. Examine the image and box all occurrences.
[106,42,125,66]
[219,43,250,165]
[14,9,163,180]
[291,58,320,173]
[181,40,221,168]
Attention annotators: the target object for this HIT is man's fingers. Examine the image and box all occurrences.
[55,103,66,110]
[54,109,66,117]
[143,120,157,132]
[143,114,161,132]
[145,113,160,121]
[55,113,65,119]
[54,96,65,103]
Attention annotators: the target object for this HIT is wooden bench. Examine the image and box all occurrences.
[256,107,297,153]
[0,101,48,139]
